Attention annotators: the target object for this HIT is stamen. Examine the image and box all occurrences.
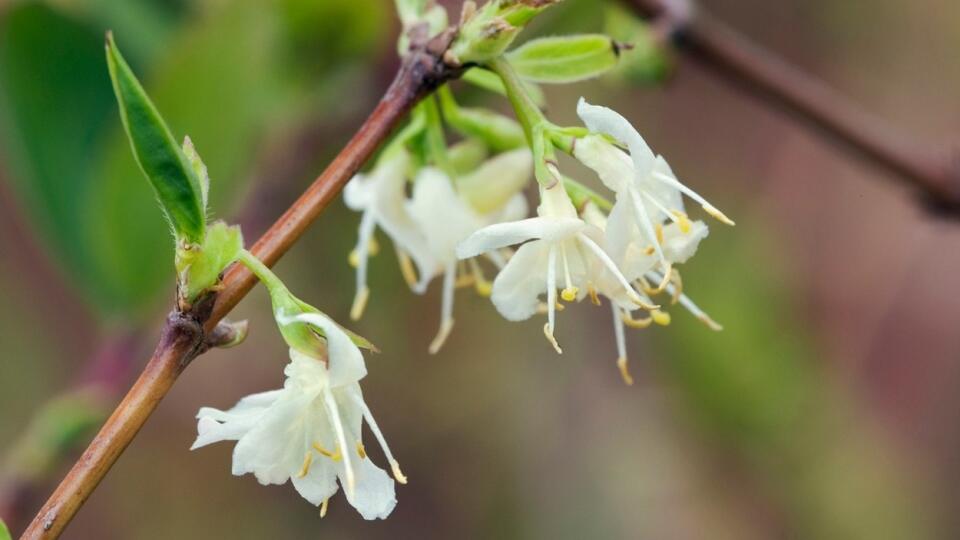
[429,262,456,355]
[588,285,601,306]
[652,310,671,326]
[644,246,656,256]
[651,171,735,225]
[611,304,633,386]
[322,389,355,497]
[356,441,367,459]
[546,246,558,339]
[671,210,692,234]
[655,223,664,245]
[621,312,653,329]
[642,191,685,232]
[653,264,672,293]
[617,357,635,386]
[670,269,683,304]
[649,271,723,331]
[543,323,563,354]
[349,392,408,484]
[297,451,314,478]
[455,261,474,288]
[560,243,577,302]
[628,188,667,267]
[319,498,330,518]
[396,250,418,289]
[468,258,492,297]
[312,442,342,461]
[350,286,370,321]
[577,233,657,310]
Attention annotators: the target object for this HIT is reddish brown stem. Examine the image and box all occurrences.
[625,0,960,214]
[20,39,458,539]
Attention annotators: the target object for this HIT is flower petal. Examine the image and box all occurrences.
[662,220,709,264]
[283,313,368,387]
[340,455,397,520]
[573,135,633,193]
[191,390,284,450]
[231,391,315,486]
[577,98,656,175]
[457,217,583,259]
[408,168,482,263]
[490,240,548,321]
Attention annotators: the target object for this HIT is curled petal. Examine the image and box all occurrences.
[457,217,583,259]
[490,241,549,321]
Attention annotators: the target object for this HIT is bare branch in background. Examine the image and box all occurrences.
[623,0,960,215]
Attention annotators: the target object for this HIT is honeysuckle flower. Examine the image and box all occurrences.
[457,180,648,353]
[582,201,721,385]
[574,98,734,289]
[191,311,406,520]
[344,150,437,320]
[407,150,530,353]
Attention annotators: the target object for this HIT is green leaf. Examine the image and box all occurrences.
[0,518,10,540]
[506,34,622,84]
[177,221,243,303]
[105,32,206,244]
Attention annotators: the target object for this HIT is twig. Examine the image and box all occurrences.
[20,34,460,539]
[623,0,960,215]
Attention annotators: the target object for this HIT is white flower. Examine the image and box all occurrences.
[457,181,648,353]
[574,98,734,288]
[582,202,721,385]
[407,150,530,354]
[191,312,406,520]
[344,151,437,320]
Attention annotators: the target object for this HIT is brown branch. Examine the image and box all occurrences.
[20,35,460,539]
[623,0,960,215]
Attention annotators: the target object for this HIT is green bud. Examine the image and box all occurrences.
[447,138,490,175]
[506,34,623,84]
[396,0,448,54]
[438,88,526,152]
[447,0,561,65]
[175,221,243,303]
[105,32,206,244]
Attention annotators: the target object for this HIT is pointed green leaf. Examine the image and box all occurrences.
[0,518,10,540]
[105,32,205,244]
[506,34,622,84]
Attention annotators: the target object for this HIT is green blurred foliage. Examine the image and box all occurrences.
[0,0,389,321]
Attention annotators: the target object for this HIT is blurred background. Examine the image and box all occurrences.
[1,0,959,538]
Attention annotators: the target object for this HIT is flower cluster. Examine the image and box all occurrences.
[347,96,732,384]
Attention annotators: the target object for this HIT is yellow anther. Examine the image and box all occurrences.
[561,287,579,302]
[703,203,735,226]
[350,286,370,321]
[652,310,671,326]
[621,312,653,329]
[356,441,367,459]
[348,240,379,268]
[617,357,635,386]
[655,223,664,245]
[475,279,492,297]
[671,210,692,234]
[297,451,314,478]
[319,498,330,518]
[455,274,476,288]
[588,286,601,306]
[367,237,380,256]
[348,249,360,268]
[390,460,408,485]
[543,323,563,354]
[644,246,656,256]
[670,270,683,305]
[555,301,565,311]
[397,251,418,288]
[313,442,342,461]
[428,319,454,355]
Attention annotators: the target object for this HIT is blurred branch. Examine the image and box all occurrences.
[20,32,461,540]
[623,0,960,215]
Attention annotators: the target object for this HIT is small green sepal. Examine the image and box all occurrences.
[176,221,243,304]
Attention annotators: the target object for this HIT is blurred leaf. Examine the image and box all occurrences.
[461,67,546,107]
[603,4,671,84]
[506,34,622,84]
[106,32,207,244]
[0,518,9,540]
[0,4,117,305]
